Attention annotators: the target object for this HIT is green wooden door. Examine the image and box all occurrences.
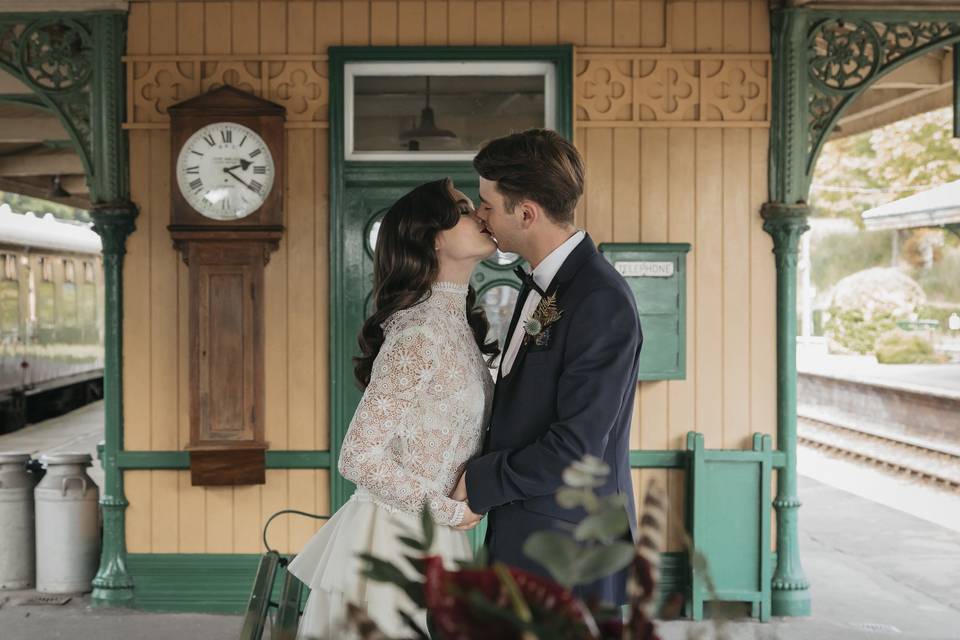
[329,46,573,549]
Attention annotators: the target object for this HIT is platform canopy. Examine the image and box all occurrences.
[862,179,960,231]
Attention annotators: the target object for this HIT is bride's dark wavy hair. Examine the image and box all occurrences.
[354,178,500,389]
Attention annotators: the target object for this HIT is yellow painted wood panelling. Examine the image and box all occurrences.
[124,0,773,554]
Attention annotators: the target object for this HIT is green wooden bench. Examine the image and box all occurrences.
[240,509,328,640]
[685,431,774,622]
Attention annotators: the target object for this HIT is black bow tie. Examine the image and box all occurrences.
[514,266,545,297]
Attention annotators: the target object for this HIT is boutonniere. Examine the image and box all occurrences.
[523,293,563,347]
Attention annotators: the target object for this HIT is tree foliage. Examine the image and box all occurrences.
[810,107,960,229]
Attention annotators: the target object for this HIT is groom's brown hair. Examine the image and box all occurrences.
[473,128,584,225]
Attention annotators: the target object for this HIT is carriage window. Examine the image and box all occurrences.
[40,257,53,282]
[2,254,16,280]
[83,261,95,283]
[346,61,556,161]
[64,260,76,283]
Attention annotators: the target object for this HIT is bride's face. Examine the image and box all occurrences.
[436,187,497,263]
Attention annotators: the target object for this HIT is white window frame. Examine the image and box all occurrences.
[345,60,557,161]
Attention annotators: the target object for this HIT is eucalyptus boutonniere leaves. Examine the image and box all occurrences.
[523,292,563,347]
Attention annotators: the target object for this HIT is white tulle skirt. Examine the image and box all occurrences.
[286,488,473,640]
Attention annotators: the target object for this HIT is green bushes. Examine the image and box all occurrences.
[875,330,941,364]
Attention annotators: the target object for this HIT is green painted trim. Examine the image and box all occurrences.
[116,450,333,470]
[114,448,784,471]
[125,551,696,615]
[629,450,685,468]
[329,45,575,514]
[628,449,785,469]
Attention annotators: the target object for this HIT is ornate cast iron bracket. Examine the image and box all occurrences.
[804,13,960,194]
[0,17,95,183]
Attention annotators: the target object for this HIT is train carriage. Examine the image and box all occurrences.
[0,205,104,432]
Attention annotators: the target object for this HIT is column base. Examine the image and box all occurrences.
[772,587,812,617]
[91,586,135,608]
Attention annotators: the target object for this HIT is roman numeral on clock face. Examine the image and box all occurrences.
[185,166,200,175]
[253,166,266,175]
[249,148,261,158]
[189,178,203,192]
[250,180,263,194]
[203,133,215,147]
[221,129,232,144]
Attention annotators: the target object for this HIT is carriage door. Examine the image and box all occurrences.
[330,51,574,536]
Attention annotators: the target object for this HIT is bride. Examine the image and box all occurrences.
[287,178,499,639]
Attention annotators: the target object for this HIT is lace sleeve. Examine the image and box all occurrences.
[337,324,466,527]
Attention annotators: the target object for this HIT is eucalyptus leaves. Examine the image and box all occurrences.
[523,456,636,589]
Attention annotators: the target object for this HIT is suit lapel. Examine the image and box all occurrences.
[499,235,599,382]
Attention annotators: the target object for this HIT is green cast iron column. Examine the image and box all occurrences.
[88,13,138,607]
[761,203,811,616]
[765,7,812,616]
[90,206,137,607]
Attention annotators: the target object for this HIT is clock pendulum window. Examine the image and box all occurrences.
[167,86,285,487]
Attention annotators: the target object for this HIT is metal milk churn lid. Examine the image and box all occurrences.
[0,452,36,590]
[34,453,101,594]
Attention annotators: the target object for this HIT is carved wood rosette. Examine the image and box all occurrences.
[125,55,330,129]
[575,52,771,127]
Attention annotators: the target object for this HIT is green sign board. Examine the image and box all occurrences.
[599,242,691,381]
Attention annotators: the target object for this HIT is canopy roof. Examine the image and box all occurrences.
[862,180,960,231]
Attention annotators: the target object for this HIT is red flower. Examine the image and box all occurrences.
[422,556,594,640]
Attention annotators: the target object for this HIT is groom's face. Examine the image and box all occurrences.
[476,177,523,254]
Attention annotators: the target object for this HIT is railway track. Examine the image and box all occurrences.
[798,415,960,491]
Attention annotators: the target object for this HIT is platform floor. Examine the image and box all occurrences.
[1,403,959,640]
[797,350,960,397]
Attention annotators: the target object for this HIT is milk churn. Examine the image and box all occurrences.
[0,452,36,589]
[35,453,100,593]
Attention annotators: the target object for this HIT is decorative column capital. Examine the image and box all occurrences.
[90,201,138,255]
[762,202,810,269]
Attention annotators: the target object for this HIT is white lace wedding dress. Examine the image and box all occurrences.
[287,282,495,639]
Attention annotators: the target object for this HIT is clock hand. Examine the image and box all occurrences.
[224,168,258,194]
[222,160,253,173]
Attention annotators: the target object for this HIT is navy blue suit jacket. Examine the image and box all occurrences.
[464,234,642,605]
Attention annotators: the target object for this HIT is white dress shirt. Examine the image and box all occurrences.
[500,230,586,377]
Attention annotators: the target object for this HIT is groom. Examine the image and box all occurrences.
[452,129,643,605]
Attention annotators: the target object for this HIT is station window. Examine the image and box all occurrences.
[83,261,95,283]
[345,61,556,161]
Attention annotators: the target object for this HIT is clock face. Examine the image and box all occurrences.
[176,122,275,220]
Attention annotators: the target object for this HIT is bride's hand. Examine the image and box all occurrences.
[455,503,482,530]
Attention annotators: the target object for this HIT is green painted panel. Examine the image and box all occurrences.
[127,550,693,615]
[127,553,275,614]
[598,243,691,381]
[698,461,761,592]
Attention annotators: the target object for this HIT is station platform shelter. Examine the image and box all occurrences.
[0,0,958,626]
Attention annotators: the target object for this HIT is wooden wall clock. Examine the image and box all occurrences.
[167,85,285,486]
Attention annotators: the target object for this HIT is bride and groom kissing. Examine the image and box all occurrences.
[287,128,644,638]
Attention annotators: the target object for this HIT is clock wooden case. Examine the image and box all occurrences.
[167,85,285,486]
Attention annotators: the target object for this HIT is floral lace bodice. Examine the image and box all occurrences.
[337,282,495,527]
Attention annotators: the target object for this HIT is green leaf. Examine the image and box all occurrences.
[420,505,435,551]
[397,535,426,552]
[522,532,579,587]
[403,554,427,577]
[561,466,603,489]
[357,553,425,607]
[397,608,431,639]
[572,508,630,542]
[556,487,588,509]
[574,542,636,585]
